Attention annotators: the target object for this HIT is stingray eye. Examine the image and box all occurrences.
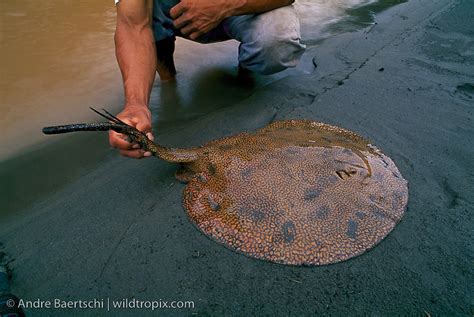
[336,169,357,180]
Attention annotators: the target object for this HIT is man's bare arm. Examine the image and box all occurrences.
[116,0,155,109]
[110,0,156,159]
[227,0,295,15]
[171,0,295,40]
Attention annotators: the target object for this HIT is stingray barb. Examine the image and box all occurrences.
[42,108,199,163]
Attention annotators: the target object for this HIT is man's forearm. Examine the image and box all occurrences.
[171,0,295,40]
[228,0,295,16]
[115,18,156,108]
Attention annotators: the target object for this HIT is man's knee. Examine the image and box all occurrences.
[238,6,305,75]
[242,29,306,75]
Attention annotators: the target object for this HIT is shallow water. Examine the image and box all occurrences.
[0,0,402,161]
[296,0,377,40]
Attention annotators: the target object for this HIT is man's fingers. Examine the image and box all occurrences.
[173,14,189,29]
[181,24,199,36]
[189,31,203,40]
[119,149,146,159]
[170,3,185,19]
[146,132,155,141]
[136,121,152,134]
[109,131,135,150]
[119,150,153,159]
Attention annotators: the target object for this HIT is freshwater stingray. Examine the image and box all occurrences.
[43,108,408,265]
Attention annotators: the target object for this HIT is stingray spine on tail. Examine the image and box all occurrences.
[42,108,199,163]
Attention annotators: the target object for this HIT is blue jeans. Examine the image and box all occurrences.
[153,0,306,74]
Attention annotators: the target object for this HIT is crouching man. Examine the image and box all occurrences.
[111,0,305,158]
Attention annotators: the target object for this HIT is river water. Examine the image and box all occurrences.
[0,0,404,161]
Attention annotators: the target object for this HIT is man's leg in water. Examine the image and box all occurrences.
[152,0,179,80]
[223,6,306,75]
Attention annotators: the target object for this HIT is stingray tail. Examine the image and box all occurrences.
[42,108,199,163]
[43,122,130,134]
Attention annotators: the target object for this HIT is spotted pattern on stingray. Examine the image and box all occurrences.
[181,120,408,266]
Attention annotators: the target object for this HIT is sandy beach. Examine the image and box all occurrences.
[0,0,473,315]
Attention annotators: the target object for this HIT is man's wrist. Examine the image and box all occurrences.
[225,0,247,18]
[124,103,149,110]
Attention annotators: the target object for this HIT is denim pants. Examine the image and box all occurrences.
[152,0,306,74]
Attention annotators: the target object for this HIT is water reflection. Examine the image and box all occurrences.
[155,66,259,129]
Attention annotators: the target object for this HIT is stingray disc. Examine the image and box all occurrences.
[183,120,408,265]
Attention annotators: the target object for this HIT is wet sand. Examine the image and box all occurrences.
[1,0,473,315]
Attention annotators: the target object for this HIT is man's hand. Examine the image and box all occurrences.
[108,105,155,159]
[114,0,156,158]
[170,0,241,40]
[170,0,295,40]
